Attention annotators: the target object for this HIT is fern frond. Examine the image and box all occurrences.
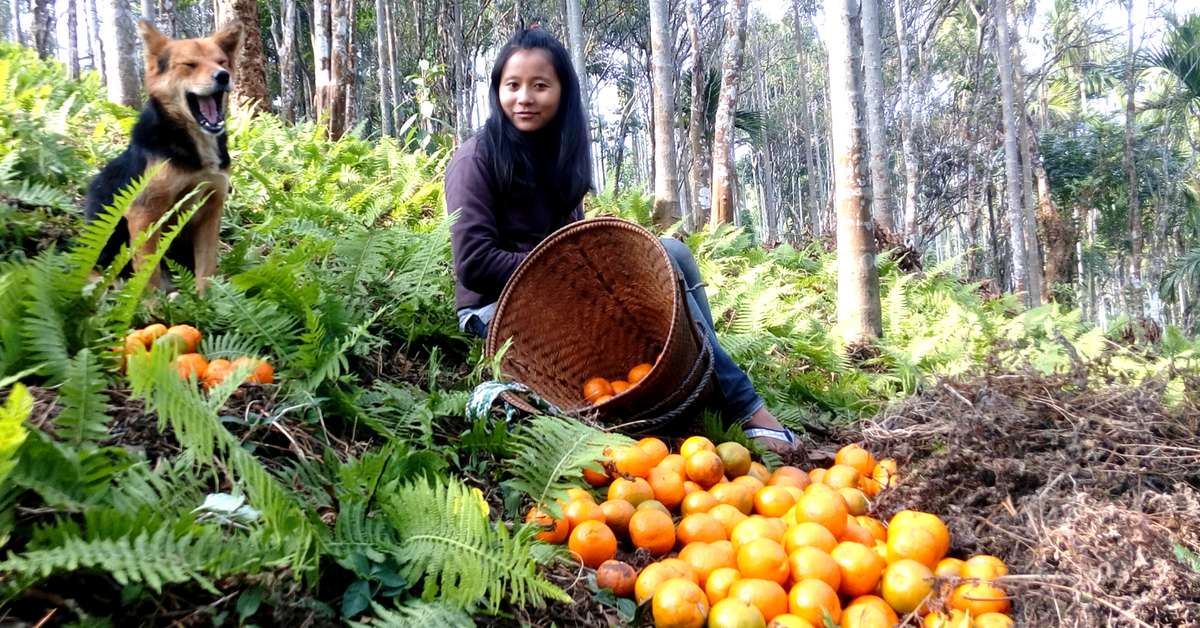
[369,600,475,628]
[196,332,260,362]
[53,348,112,449]
[0,384,32,485]
[58,166,158,298]
[327,499,396,564]
[383,477,570,610]
[507,416,634,516]
[21,258,71,383]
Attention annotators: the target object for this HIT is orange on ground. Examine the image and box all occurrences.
[959,555,1009,580]
[566,487,595,503]
[563,499,606,532]
[638,500,672,516]
[611,380,631,394]
[837,488,869,517]
[974,612,1015,628]
[948,582,1011,615]
[736,538,790,585]
[844,596,899,625]
[838,602,892,628]
[808,468,827,484]
[705,567,743,606]
[165,324,201,352]
[728,579,789,622]
[855,517,887,543]
[765,475,803,490]
[637,437,670,466]
[888,510,949,560]
[787,546,841,591]
[767,615,816,628]
[679,541,737,586]
[628,363,654,385]
[924,610,973,628]
[568,520,616,568]
[709,597,767,628]
[803,483,834,498]
[583,465,610,487]
[202,359,234,390]
[649,467,686,510]
[681,435,717,458]
[733,475,767,494]
[730,517,785,553]
[140,324,168,344]
[660,454,690,481]
[599,499,635,536]
[608,477,654,506]
[792,492,849,539]
[678,513,727,545]
[834,445,877,476]
[710,504,749,538]
[584,378,614,403]
[636,561,697,603]
[840,522,877,547]
[782,487,806,505]
[173,353,209,380]
[231,357,274,384]
[660,558,702,585]
[783,522,838,555]
[652,578,709,628]
[595,560,637,598]
[681,489,720,515]
[716,441,753,478]
[786,579,841,626]
[769,467,811,488]
[748,462,771,483]
[685,450,726,489]
[525,507,567,544]
[829,541,884,597]
[754,486,797,518]
[935,557,964,577]
[683,480,703,495]
[880,559,934,615]
[822,465,862,491]
[629,508,676,556]
[711,483,755,515]
[885,523,940,569]
[712,540,734,553]
[610,445,653,478]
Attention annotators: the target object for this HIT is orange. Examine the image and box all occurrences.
[608,477,654,506]
[787,546,840,591]
[566,488,596,504]
[649,467,686,510]
[844,596,898,625]
[711,483,755,515]
[593,394,614,404]
[568,520,617,568]
[974,613,1015,628]
[948,582,1010,615]
[730,517,785,553]
[728,579,789,622]
[705,567,743,606]
[231,357,273,384]
[709,596,767,628]
[766,475,803,490]
[610,445,653,478]
[678,513,727,545]
[599,499,635,536]
[679,541,738,586]
[173,353,209,380]
[713,540,734,553]
[611,380,632,394]
[686,450,726,488]
[140,324,168,344]
[935,557,964,577]
[871,542,888,563]
[629,508,676,556]
[628,363,654,385]
[681,435,717,458]
[583,464,611,487]
[821,465,862,491]
[202,359,234,390]
[684,480,704,495]
[652,578,709,628]
[793,492,848,539]
[889,511,950,560]
[786,579,841,626]
[659,453,690,480]
[716,441,753,478]
[855,516,887,543]
[924,610,973,628]
[836,488,869,516]
[769,467,811,489]
[838,603,891,628]
[563,499,606,532]
[165,324,202,352]
[732,475,767,494]
[661,558,702,585]
[525,506,567,543]
[584,378,614,403]
[596,560,637,598]
[808,468,826,484]
[880,559,934,614]
[960,555,1008,580]
[737,538,790,585]
[783,522,838,555]
[885,523,940,569]
[766,615,817,628]
[834,445,876,476]
[829,541,884,597]
[710,504,749,537]
[782,487,806,505]
[754,486,797,518]
[839,522,877,547]
[636,560,696,603]
[637,437,670,467]
[748,462,771,483]
[639,499,672,516]
[681,489,720,515]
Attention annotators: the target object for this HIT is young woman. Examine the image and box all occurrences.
[445,28,797,454]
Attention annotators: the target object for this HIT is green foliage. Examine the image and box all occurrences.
[0,384,31,487]
[369,600,475,627]
[507,415,634,516]
[53,348,110,448]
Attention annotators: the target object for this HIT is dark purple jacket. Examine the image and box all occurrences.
[445,134,584,310]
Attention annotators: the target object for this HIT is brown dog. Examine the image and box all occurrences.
[84,20,244,297]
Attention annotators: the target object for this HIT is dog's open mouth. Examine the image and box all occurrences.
[187,92,225,134]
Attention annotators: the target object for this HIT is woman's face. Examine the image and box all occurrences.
[499,49,562,133]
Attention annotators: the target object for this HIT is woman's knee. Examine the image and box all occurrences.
[660,237,700,277]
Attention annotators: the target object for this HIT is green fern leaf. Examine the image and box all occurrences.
[369,600,475,628]
[53,349,112,448]
[0,384,32,486]
[196,332,260,362]
[507,416,634,517]
[21,258,71,383]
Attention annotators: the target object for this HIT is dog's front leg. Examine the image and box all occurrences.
[125,203,164,291]
[192,182,227,298]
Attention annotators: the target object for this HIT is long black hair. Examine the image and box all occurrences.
[482,28,592,210]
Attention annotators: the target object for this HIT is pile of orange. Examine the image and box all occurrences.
[122,323,274,390]
[581,355,660,405]
[528,439,1016,628]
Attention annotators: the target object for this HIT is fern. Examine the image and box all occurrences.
[0,384,32,486]
[21,257,72,383]
[507,416,634,517]
[382,476,570,610]
[369,600,475,628]
[53,348,112,448]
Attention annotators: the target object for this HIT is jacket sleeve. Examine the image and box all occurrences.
[445,151,527,296]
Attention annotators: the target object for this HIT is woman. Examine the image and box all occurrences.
[445,28,797,454]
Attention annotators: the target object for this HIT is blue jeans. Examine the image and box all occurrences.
[458,238,765,423]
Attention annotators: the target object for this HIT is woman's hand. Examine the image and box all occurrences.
[743,407,799,455]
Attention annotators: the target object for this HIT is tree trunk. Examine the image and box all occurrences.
[894,0,919,244]
[648,0,680,229]
[374,0,391,136]
[216,0,269,114]
[13,0,23,47]
[993,0,1028,299]
[686,0,709,227]
[87,0,103,81]
[30,0,53,59]
[792,0,820,235]
[100,0,139,107]
[141,0,153,21]
[752,26,778,242]
[861,0,893,233]
[1009,0,1042,304]
[324,0,348,138]
[1035,159,1070,302]
[386,0,401,133]
[1123,0,1143,318]
[312,0,331,122]
[450,0,465,141]
[67,0,79,79]
[709,0,748,230]
[279,0,296,122]
[827,0,881,341]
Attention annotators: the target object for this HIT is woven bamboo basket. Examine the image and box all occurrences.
[484,217,715,434]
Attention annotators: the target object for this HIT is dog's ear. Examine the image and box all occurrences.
[138,20,168,58]
[211,21,244,60]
